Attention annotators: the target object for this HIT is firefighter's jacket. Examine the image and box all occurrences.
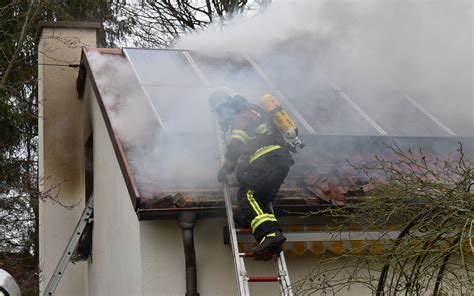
[224,105,284,171]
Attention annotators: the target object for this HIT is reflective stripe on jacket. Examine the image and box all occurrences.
[224,106,280,168]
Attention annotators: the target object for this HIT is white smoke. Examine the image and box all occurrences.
[87,1,473,198]
[177,0,473,136]
[86,51,158,144]
[86,51,221,197]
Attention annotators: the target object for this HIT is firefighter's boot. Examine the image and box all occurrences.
[253,231,286,261]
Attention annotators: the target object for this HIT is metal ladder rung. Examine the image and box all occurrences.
[236,228,252,234]
[248,276,279,282]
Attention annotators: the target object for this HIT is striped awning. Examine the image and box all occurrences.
[237,224,474,255]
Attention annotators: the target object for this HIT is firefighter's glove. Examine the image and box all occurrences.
[217,163,233,184]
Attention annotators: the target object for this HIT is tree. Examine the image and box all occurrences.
[1,1,270,293]
[293,143,473,295]
[1,1,42,294]
[42,0,131,47]
[0,1,129,294]
[117,0,271,47]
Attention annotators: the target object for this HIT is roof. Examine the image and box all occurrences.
[80,47,473,220]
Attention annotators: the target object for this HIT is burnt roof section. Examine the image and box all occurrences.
[81,47,473,220]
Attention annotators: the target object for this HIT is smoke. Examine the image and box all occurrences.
[86,52,157,144]
[177,0,473,136]
[87,1,472,198]
[87,51,221,197]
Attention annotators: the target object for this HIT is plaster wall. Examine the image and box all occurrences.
[88,92,142,295]
[140,218,372,295]
[38,24,98,295]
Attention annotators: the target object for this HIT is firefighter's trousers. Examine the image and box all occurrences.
[235,149,293,242]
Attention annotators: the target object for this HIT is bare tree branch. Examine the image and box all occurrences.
[0,0,40,89]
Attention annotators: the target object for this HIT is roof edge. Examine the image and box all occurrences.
[84,48,124,55]
[77,48,124,99]
[136,204,334,221]
[81,48,141,210]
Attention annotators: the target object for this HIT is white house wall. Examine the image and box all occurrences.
[88,91,142,295]
[140,218,371,295]
[140,220,186,295]
[38,23,98,296]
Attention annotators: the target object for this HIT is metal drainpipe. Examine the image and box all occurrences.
[179,212,199,296]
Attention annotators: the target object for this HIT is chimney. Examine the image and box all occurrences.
[38,21,100,295]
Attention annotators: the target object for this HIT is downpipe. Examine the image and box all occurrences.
[179,212,199,296]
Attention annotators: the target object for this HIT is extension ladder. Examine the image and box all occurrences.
[212,118,293,296]
[43,196,94,296]
[182,48,293,294]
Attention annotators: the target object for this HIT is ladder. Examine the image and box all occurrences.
[212,117,294,296]
[43,196,94,296]
[182,49,293,294]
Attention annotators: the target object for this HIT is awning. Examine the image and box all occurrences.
[236,224,474,255]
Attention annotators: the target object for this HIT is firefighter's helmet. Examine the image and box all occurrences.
[209,87,235,111]
[209,87,248,129]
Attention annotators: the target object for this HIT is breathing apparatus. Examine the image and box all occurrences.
[209,89,305,151]
[260,93,305,152]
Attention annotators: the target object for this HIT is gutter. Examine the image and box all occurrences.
[179,212,199,296]
[136,204,332,221]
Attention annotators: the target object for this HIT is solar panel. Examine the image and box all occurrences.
[254,54,381,135]
[124,47,471,138]
[143,86,214,132]
[95,48,472,196]
[125,49,203,87]
[405,90,473,137]
[342,89,451,137]
[189,51,269,91]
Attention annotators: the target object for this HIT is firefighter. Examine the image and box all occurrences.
[209,88,294,260]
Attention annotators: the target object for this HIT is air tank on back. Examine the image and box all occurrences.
[260,93,305,151]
